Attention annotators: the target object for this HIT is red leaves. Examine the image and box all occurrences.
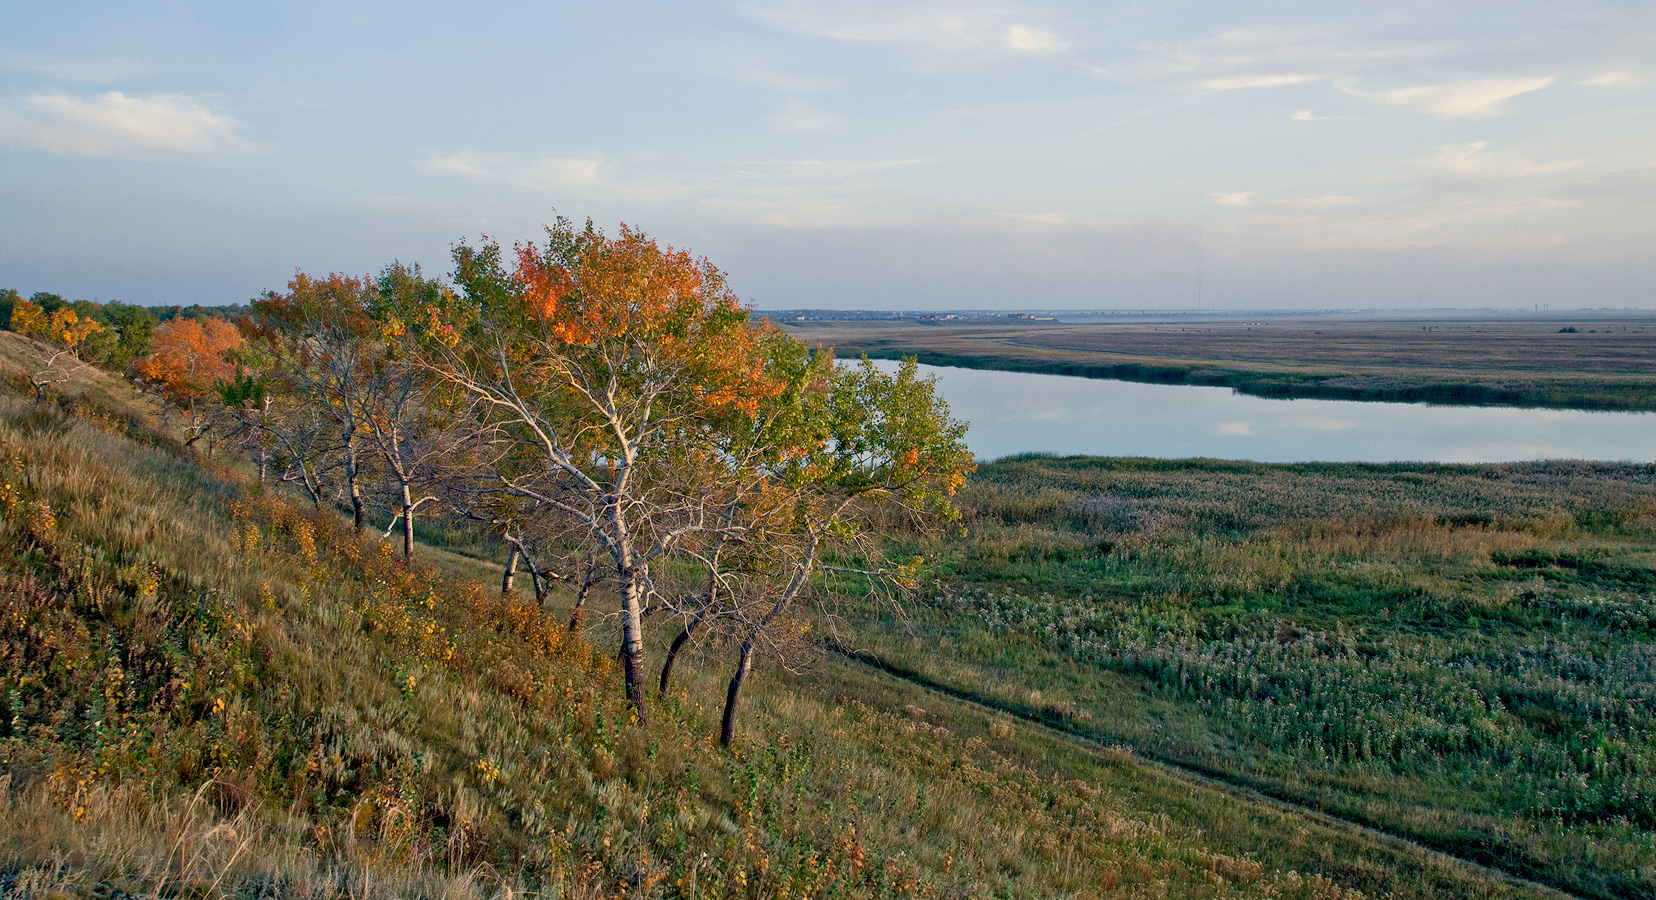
[134,317,243,401]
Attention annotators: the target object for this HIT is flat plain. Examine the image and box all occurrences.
[783,317,1656,410]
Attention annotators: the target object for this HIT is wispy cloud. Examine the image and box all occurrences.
[768,98,842,132]
[1216,190,1578,254]
[1427,141,1580,180]
[746,0,1070,58]
[1091,29,1563,122]
[7,53,146,83]
[1209,192,1254,207]
[1578,70,1647,87]
[1290,109,1349,121]
[1003,25,1067,56]
[1352,76,1556,119]
[1275,195,1359,209]
[1214,421,1255,436]
[1089,27,1424,90]
[0,91,265,159]
[423,151,689,203]
[703,157,933,228]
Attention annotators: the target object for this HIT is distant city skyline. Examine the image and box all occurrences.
[3,1,1653,310]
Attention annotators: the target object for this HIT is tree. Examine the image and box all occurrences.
[134,316,244,449]
[9,296,108,402]
[412,219,786,725]
[0,288,18,330]
[249,273,383,532]
[367,263,479,559]
[102,302,160,370]
[706,356,973,746]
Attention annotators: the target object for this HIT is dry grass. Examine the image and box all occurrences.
[0,327,1499,899]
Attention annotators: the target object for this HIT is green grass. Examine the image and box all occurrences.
[837,455,1656,899]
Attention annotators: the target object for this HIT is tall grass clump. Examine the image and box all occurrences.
[844,455,1656,900]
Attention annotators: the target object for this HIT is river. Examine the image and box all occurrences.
[874,362,1656,463]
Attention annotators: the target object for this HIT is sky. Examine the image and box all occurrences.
[2,1,1654,310]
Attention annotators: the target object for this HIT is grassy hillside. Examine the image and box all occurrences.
[841,455,1656,899]
[0,333,1571,899]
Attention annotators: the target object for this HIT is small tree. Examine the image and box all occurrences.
[367,263,482,559]
[249,273,382,531]
[10,297,108,403]
[709,356,973,746]
[134,316,244,448]
[413,220,787,725]
[103,302,160,370]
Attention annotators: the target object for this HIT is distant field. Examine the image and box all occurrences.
[784,318,1656,410]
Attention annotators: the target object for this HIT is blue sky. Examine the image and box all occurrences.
[3,1,1653,309]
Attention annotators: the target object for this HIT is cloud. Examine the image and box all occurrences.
[1215,190,1578,254]
[1276,195,1359,209]
[423,152,689,203]
[746,1,1069,58]
[1290,109,1350,121]
[1090,27,1423,91]
[1093,29,1564,121]
[768,98,842,132]
[1214,421,1255,436]
[0,91,264,159]
[702,157,933,228]
[1578,70,1647,87]
[1355,76,1555,119]
[1197,72,1322,91]
[1428,141,1580,180]
[1209,192,1254,207]
[7,53,146,83]
[1004,25,1067,56]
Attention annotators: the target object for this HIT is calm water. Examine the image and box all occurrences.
[876,362,1656,464]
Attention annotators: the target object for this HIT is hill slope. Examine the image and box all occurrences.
[0,333,1566,899]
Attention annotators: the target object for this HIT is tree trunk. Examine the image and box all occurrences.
[617,567,650,727]
[568,561,596,633]
[659,613,702,696]
[501,545,519,596]
[399,482,416,560]
[344,443,365,531]
[720,639,755,747]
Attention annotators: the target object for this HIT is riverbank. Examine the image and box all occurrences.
[785,318,1656,411]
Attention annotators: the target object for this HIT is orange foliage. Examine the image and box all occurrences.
[510,224,785,418]
[135,317,244,400]
[10,299,104,355]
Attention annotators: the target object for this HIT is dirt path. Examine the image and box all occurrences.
[831,645,1590,900]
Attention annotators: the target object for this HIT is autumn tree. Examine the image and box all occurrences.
[10,296,109,402]
[366,263,481,558]
[132,316,243,447]
[702,355,973,746]
[248,273,385,531]
[411,219,786,725]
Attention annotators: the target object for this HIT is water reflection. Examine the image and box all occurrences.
[875,362,1656,463]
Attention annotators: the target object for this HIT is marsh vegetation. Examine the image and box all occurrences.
[791,318,1656,411]
[842,455,1656,899]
